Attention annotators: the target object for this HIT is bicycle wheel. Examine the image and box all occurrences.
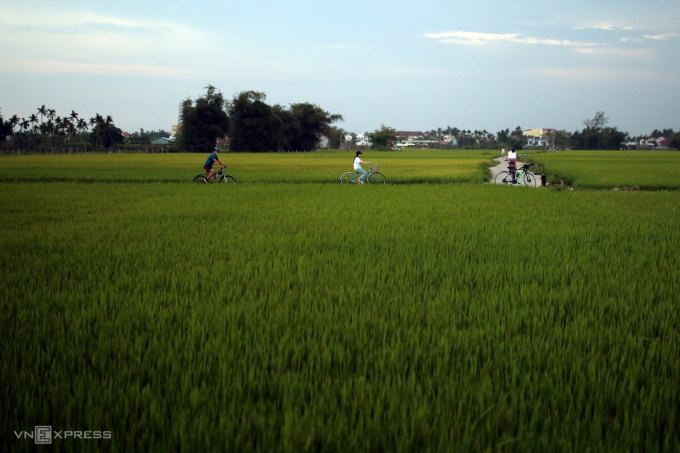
[522,171,537,187]
[368,172,386,184]
[216,174,236,184]
[495,171,514,184]
[193,174,208,184]
[340,172,358,184]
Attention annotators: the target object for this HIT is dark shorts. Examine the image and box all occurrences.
[204,166,212,173]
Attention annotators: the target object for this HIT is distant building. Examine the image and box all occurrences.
[396,131,424,140]
[523,128,555,148]
[318,135,329,149]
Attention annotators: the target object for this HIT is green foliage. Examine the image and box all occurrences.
[89,114,123,149]
[547,129,571,150]
[509,126,524,150]
[669,132,680,150]
[2,182,679,451]
[228,91,281,152]
[370,124,397,149]
[325,126,346,149]
[0,114,13,138]
[571,126,626,150]
[228,93,342,152]
[178,85,230,153]
[495,128,510,146]
[127,128,171,145]
[285,103,343,151]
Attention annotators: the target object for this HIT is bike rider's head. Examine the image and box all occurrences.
[213,146,219,153]
[356,151,362,157]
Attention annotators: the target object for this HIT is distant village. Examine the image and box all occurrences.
[319,128,672,151]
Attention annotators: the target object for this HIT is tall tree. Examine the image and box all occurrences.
[0,115,13,139]
[179,85,230,153]
[29,114,38,132]
[509,126,524,150]
[496,128,510,147]
[325,126,346,149]
[37,105,47,124]
[283,103,343,151]
[90,114,123,149]
[370,125,397,149]
[668,132,680,150]
[228,91,281,152]
[9,114,20,133]
[547,129,571,150]
[583,111,609,131]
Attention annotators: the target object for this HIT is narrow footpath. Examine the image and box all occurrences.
[489,156,540,187]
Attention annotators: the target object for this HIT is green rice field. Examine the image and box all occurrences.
[1,151,679,451]
[526,150,680,189]
[0,150,491,184]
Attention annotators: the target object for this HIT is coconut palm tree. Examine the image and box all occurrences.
[29,114,39,132]
[37,105,48,125]
[77,118,88,133]
[9,114,20,133]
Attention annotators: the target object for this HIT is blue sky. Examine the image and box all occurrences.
[1,0,679,136]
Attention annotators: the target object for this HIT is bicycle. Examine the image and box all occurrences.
[495,163,537,187]
[193,167,236,184]
[340,164,386,184]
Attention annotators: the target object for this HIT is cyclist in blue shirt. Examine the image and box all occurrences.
[203,147,226,182]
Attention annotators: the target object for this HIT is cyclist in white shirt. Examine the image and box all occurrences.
[353,151,371,184]
[505,147,518,181]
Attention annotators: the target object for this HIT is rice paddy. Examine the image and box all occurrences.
[1,150,679,451]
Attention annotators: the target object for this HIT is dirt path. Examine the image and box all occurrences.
[489,156,541,187]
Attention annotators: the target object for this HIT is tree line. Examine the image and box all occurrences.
[176,86,343,152]
[3,99,679,153]
[0,106,171,153]
[375,112,680,151]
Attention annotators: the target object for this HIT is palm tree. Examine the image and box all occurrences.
[9,114,20,133]
[29,114,39,132]
[70,110,79,122]
[37,105,48,125]
[54,117,64,135]
[20,119,30,132]
[77,118,88,133]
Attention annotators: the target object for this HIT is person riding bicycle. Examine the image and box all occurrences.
[203,146,226,183]
[505,147,517,181]
[353,151,371,184]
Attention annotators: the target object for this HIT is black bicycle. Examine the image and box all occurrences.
[193,167,236,184]
[495,163,537,187]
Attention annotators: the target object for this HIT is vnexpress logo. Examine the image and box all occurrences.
[14,426,112,444]
[34,426,52,445]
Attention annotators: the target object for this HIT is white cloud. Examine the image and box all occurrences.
[0,6,211,61]
[424,31,595,48]
[529,66,680,82]
[0,6,200,38]
[572,47,652,59]
[573,23,635,31]
[642,33,678,41]
[0,59,205,79]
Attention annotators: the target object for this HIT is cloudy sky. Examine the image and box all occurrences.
[1,0,678,136]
